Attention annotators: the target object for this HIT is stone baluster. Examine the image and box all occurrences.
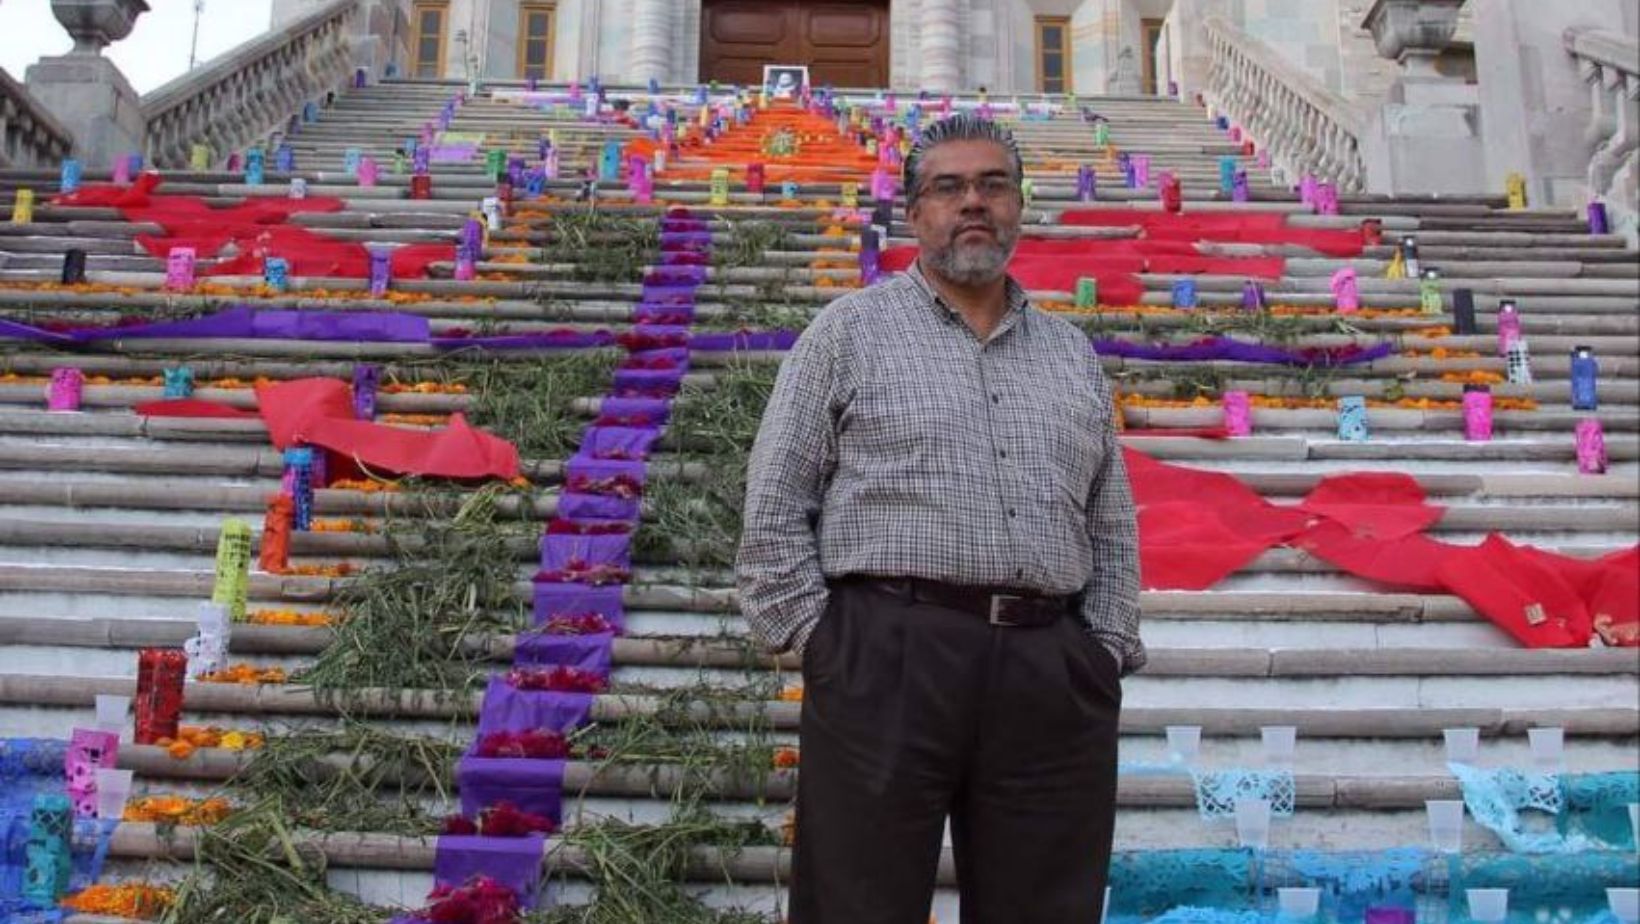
[920,0,962,94]
[1565,27,1640,243]
[0,70,74,168]
[1201,15,1368,193]
[141,0,360,169]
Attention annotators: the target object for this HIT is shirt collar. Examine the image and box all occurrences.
[905,258,1031,326]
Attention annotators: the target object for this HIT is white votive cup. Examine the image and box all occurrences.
[1443,726,1479,764]
[94,694,130,732]
[1235,797,1271,850]
[1277,887,1321,920]
[1527,726,1564,770]
[1261,725,1297,768]
[1426,799,1465,853]
[1609,888,1639,924]
[1466,888,1509,923]
[93,768,134,821]
[1165,725,1201,766]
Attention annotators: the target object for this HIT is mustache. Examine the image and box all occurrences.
[952,221,997,240]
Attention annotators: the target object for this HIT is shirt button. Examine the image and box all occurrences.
[1008,508,1017,517]
[992,394,1001,404]
[999,449,1008,459]
[1015,568,1024,579]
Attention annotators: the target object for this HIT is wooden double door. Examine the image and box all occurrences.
[700,0,890,89]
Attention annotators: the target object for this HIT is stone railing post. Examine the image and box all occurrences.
[1358,0,1485,196]
[23,0,150,169]
[140,0,361,169]
[1201,16,1368,191]
[1565,28,1640,243]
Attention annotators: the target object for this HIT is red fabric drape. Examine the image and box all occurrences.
[1126,447,1639,648]
[880,210,1352,301]
[55,175,455,279]
[140,380,519,481]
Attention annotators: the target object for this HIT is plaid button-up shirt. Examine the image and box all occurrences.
[736,261,1145,675]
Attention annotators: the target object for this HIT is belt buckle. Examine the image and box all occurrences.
[987,594,1022,626]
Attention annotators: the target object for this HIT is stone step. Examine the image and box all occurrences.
[6,615,1634,680]
[2,671,1632,739]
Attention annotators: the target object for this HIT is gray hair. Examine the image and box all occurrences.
[902,113,1025,207]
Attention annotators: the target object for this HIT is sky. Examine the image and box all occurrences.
[0,0,274,95]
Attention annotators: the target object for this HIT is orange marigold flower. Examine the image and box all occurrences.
[63,883,175,919]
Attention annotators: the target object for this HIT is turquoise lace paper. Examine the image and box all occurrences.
[1559,772,1639,849]
[1453,764,1640,854]
[1193,770,1297,820]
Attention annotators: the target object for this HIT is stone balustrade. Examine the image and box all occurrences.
[1566,27,1640,243]
[140,0,359,169]
[1202,15,1368,192]
[0,69,74,169]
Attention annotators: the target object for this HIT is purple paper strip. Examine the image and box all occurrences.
[433,331,617,351]
[432,833,547,906]
[645,265,708,286]
[624,347,691,368]
[690,330,800,352]
[513,632,615,674]
[633,303,697,323]
[73,307,431,343]
[456,757,567,823]
[659,230,713,247]
[477,676,595,735]
[532,581,626,629]
[611,368,683,397]
[0,318,77,344]
[1090,337,1394,367]
[565,456,648,486]
[639,285,699,306]
[540,531,632,571]
[597,397,671,425]
[579,426,662,461]
[557,492,640,521]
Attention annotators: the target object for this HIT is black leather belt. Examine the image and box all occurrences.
[838,576,1073,627]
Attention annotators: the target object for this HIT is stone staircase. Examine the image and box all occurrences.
[0,80,1634,921]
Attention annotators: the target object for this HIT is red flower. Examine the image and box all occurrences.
[474,729,570,760]
[422,876,521,924]
[505,666,608,694]
[441,815,479,836]
[536,564,631,586]
[546,518,632,535]
[617,331,689,351]
[542,613,615,636]
[563,474,644,499]
[477,801,557,837]
[620,355,682,371]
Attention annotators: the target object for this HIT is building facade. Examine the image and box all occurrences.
[271,0,1473,98]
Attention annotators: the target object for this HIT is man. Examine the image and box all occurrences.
[736,113,1142,922]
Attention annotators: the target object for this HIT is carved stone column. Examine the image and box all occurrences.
[630,0,673,85]
[24,0,149,168]
[920,0,961,93]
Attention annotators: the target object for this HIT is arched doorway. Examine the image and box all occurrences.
[699,0,890,89]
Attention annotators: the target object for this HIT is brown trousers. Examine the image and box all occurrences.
[788,579,1121,924]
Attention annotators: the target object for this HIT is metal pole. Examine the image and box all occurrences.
[188,0,205,70]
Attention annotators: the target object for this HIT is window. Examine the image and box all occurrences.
[412,1,448,79]
[517,2,556,81]
[1035,16,1072,94]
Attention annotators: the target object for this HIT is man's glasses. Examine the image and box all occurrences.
[918,174,1019,203]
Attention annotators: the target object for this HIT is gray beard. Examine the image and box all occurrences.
[925,227,1018,286]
